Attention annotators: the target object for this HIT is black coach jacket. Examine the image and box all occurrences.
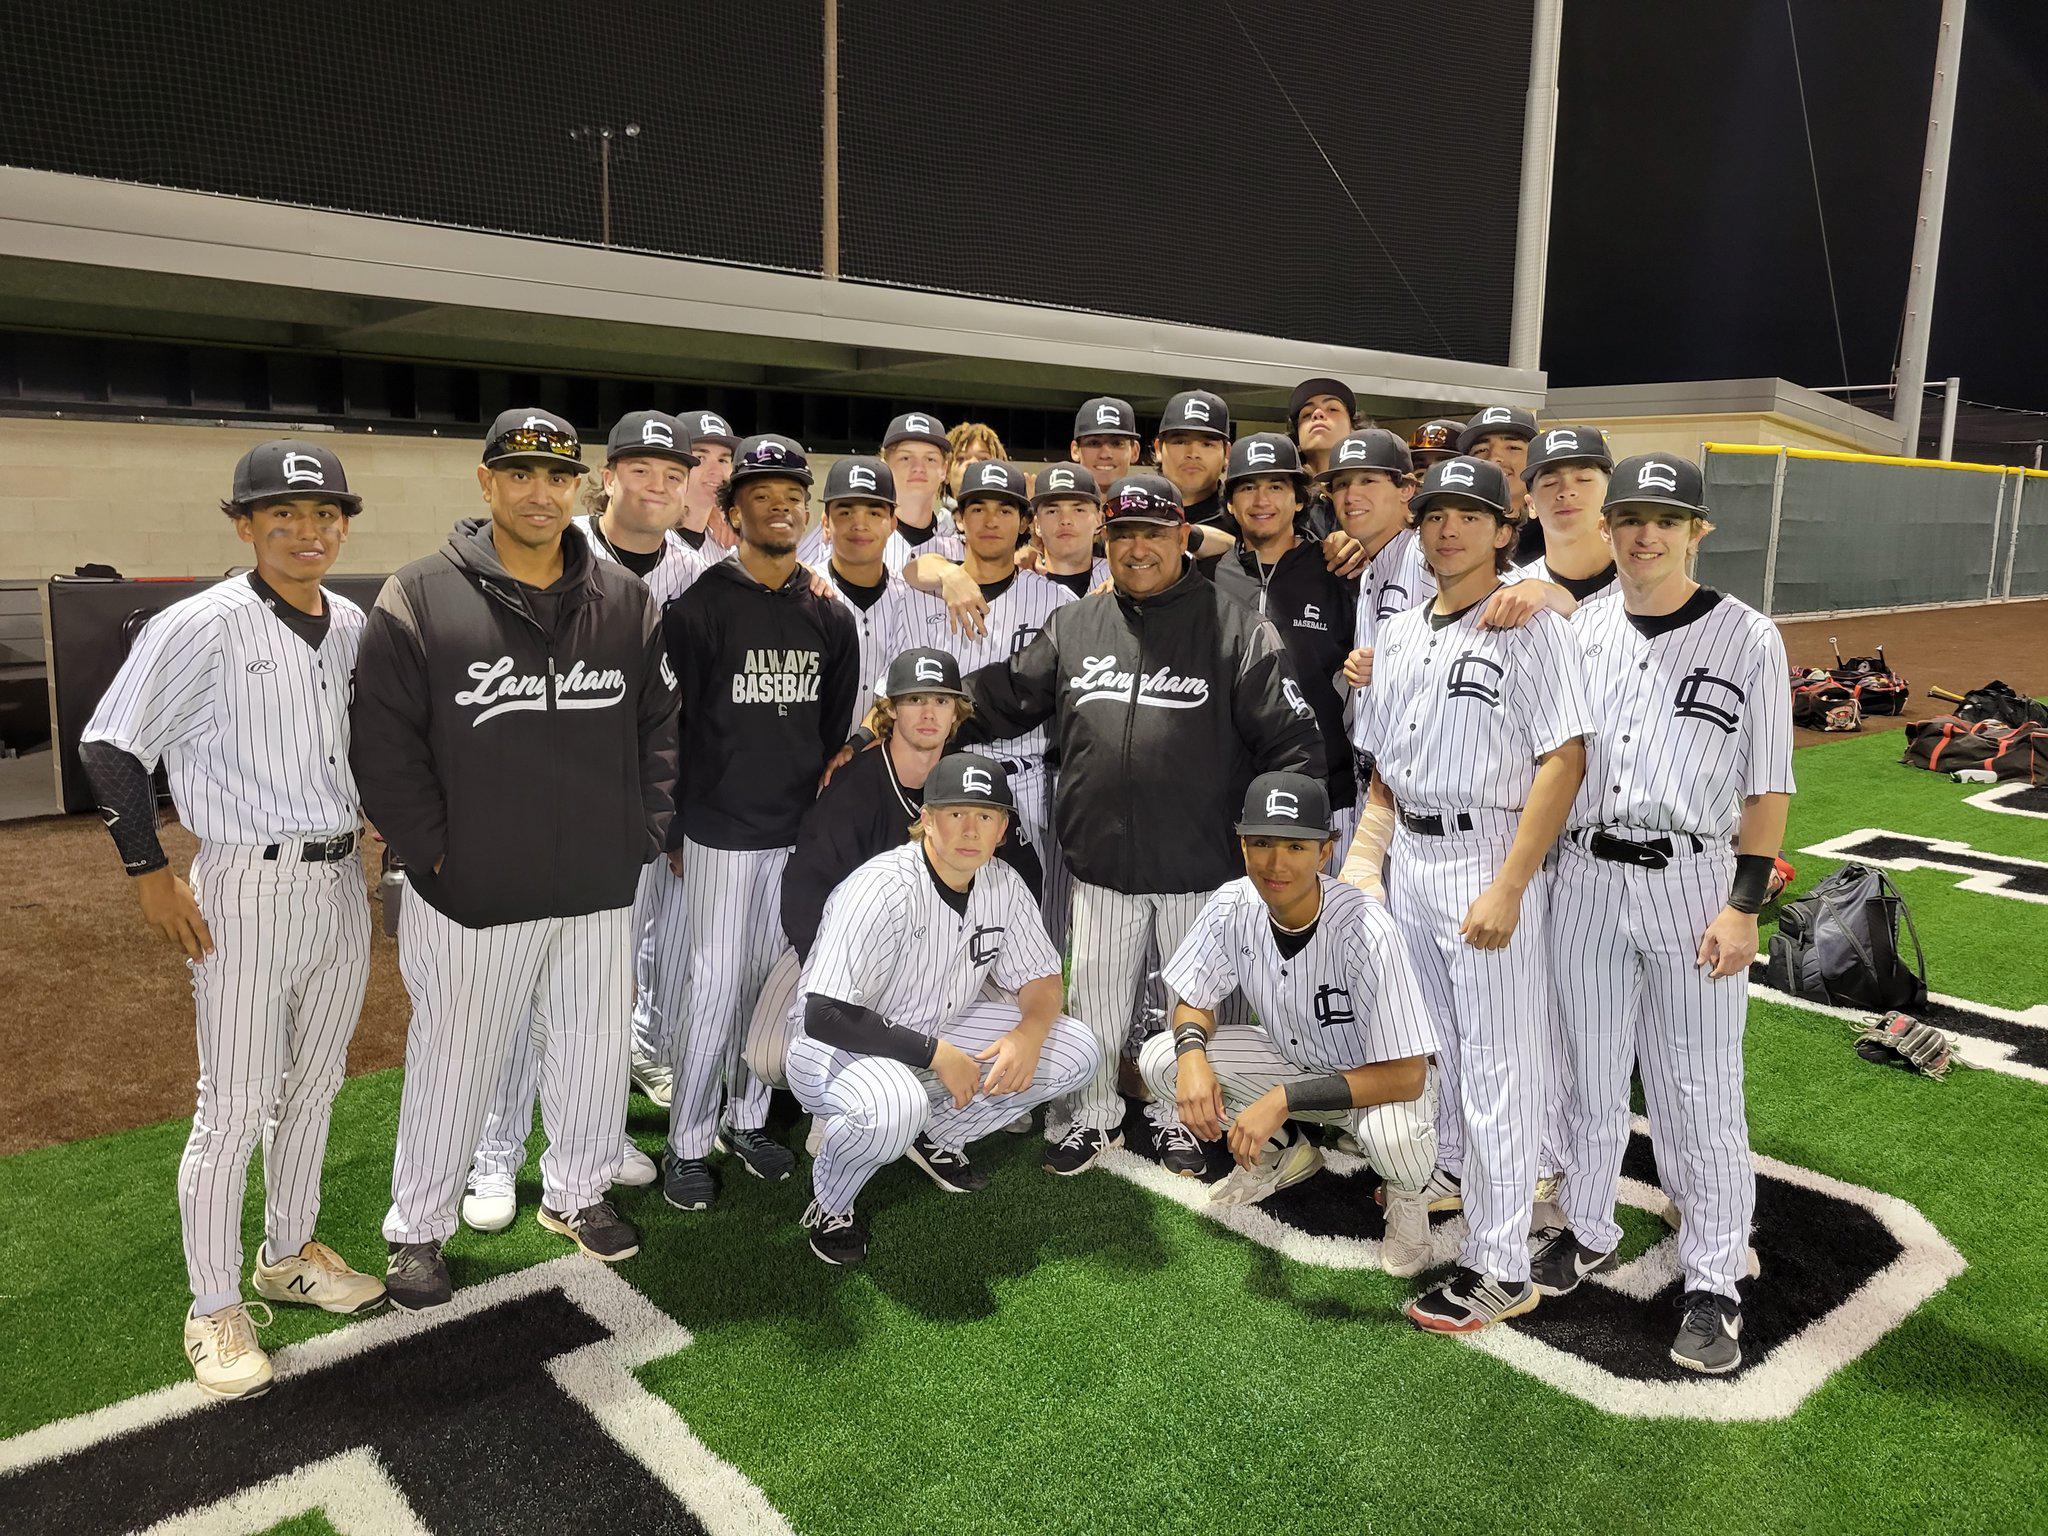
[963,560,1325,896]
[351,518,678,928]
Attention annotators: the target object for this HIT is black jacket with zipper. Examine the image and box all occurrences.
[962,559,1325,895]
[664,555,860,852]
[350,518,678,928]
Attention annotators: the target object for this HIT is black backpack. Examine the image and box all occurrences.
[1765,864,1928,1012]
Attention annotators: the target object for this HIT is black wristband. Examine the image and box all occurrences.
[1283,1074,1355,1114]
[1173,1024,1209,1058]
[844,726,876,754]
[1727,853,1775,914]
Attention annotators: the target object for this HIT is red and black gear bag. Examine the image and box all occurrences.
[1901,716,2047,782]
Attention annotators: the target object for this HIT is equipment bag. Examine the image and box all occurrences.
[1825,641,1908,716]
[1765,863,1928,1013]
[1902,717,2048,782]
[1791,668,1862,732]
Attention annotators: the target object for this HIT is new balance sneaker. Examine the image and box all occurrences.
[802,1199,869,1267]
[252,1240,386,1314]
[1405,1267,1538,1333]
[1209,1131,1324,1208]
[905,1134,989,1194]
[1154,1122,1208,1178]
[629,1047,674,1108]
[184,1301,274,1400]
[614,1140,659,1187]
[384,1241,452,1313]
[1380,1189,1434,1278]
[716,1125,796,1182]
[461,1177,515,1234]
[1670,1290,1743,1374]
[1530,1226,1617,1298]
[538,1200,640,1262]
[662,1155,716,1212]
[1042,1123,1122,1176]
[1376,1166,1461,1213]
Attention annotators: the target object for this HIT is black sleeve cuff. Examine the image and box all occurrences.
[805,993,937,1069]
[78,739,169,875]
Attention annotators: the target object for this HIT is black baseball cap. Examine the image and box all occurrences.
[1410,455,1511,515]
[956,459,1028,508]
[230,439,362,512]
[483,409,588,472]
[1410,419,1464,462]
[606,411,698,467]
[1457,404,1539,451]
[1317,428,1412,483]
[675,409,739,450]
[728,434,813,488]
[1102,473,1186,526]
[924,752,1014,812]
[1030,461,1102,508]
[882,646,969,701]
[881,410,950,451]
[1604,454,1708,517]
[823,455,896,506]
[1521,424,1614,484]
[1235,771,1332,839]
[1289,377,1357,426]
[1224,432,1309,493]
[1157,389,1230,440]
[1074,396,1140,441]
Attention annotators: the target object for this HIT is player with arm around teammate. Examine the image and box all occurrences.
[1139,773,1440,1275]
[787,755,1100,1265]
[79,440,385,1399]
[1533,454,1794,1375]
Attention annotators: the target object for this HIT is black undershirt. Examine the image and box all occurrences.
[247,571,331,651]
[898,520,938,549]
[518,567,578,637]
[829,564,889,612]
[1552,563,1617,602]
[612,544,664,578]
[923,846,972,916]
[1270,912,1319,959]
[1046,568,1094,598]
[675,525,707,551]
[1427,587,1499,631]
[1626,585,1724,639]
[977,572,1017,602]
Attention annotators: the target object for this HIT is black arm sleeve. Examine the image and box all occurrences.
[998,815,1043,900]
[805,993,937,1069]
[960,620,1062,745]
[634,588,679,859]
[77,739,168,875]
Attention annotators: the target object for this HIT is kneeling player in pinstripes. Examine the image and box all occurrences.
[786,755,1099,1266]
[1138,773,1439,1275]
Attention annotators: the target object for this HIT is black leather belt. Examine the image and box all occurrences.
[1585,830,1703,869]
[265,832,357,863]
[1400,809,1474,837]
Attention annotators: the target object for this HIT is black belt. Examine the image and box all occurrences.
[1585,830,1703,870]
[264,832,357,863]
[1400,809,1473,837]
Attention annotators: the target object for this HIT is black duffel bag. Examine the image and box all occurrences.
[1765,863,1928,1012]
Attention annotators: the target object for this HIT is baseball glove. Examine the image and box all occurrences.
[1853,1010,1957,1081]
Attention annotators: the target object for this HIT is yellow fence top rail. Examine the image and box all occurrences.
[1702,442,2048,479]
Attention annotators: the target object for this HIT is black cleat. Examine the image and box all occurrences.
[1670,1290,1743,1374]
[1154,1122,1208,1178]
[662,1155,717,1211]
[716,1125,797,1182]
[538,1200,641,1262]
[1529,1226,1617,1297]
[905,1134,989,1193]
[384,1240,452,1312]
[802,1200,869,1267]
[1042,1123,1122,1176]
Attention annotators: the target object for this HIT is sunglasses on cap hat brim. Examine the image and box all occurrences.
[485,426,588,469]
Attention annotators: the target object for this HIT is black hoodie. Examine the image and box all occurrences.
[350,518,678,928]
[664,555,860,851]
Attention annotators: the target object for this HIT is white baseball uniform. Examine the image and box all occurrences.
[799,507,963,577]
[823,566,925,736]
[81,575,368,1315]
[1552,587,1794,1299]
[1358,598,1592,1282]
[785,843,1100,1214]
[1139,874,1439,1190]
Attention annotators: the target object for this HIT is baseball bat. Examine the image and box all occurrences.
[1930,686,1965,704]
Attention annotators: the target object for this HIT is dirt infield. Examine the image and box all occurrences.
[4,597,2043,1155]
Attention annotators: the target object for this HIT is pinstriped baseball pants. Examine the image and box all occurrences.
[1550,842,1754,1299]
[741,946,803,1090]
[383,894,631,1245]
[1067,881,1209,1133]
[787,1001,1101,1214]
[180,842,369,1315]
[1386,825,1549,1282]
[1135,1027,1437,1193]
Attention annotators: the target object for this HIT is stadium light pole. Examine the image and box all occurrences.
[823,0,840,279]
[1507,0,1564,373]
[570,123,641,247]
[1892,0,1966,453]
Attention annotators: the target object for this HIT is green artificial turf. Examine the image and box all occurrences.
[4,736,2045,1536]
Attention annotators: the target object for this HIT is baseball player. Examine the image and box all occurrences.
[961,473,1325,1178]
[657,434,860,1212]
[944,421,1005,511]
[880,410,960,566]
[352,408,678,1308]
[787,754,1100,1265]
[1345,453,1592,1334]
[1484,425,1618,616]
[803,455,920,736]
[1534,453,1794,1375]
[1072,396,1145,495]
[674,409,740,552]
[1290,376,1357,482]
[1408,419,1464,475]
[458,410,700,1233]
[741,647,1041,1100]
[79,439,383,1399]
[1457,405,1540,560]
[1209,433,1360,854]
[1154,389,1232,526]
[1028,460,1111,598]
[1139,773,1440,1274]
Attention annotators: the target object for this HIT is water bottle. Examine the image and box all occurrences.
[1950,769,1998,784]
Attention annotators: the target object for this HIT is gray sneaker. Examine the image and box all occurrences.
[716,1125,796,1183]
[538,1200,640,1262]
[1530,1226,1617,1297]
[1670,1290,1743,1374]
[384,1240,451,1312]
[662,1155,717,1211]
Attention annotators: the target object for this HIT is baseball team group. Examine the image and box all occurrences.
[78,376,1792,1403]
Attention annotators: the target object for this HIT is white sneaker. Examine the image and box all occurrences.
[184,1301,274,1400]
[1210,1134,1324,1209]
[252,1240,386,1314]
[462,1180,516,1233]
[614,1140,658,1187]
[804,1116,826,1158]
[629,1048,674,1108]
[1381,1191,1433,1278]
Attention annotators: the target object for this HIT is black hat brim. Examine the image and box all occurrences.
[1235,817,1332,839]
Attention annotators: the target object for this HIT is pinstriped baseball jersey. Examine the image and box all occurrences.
[822,570,925,734]
[81,576,363,842]
[572,514,705,608]
[798,509,964,575]
[1359,601,1592,811]
[802,842,1060,1035]
[1164,875,1438,1072]
[1346,530,1436,752]
[1567,587,1796,838]
[907,570,1075,764]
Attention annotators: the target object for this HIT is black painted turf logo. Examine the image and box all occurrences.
[1801,830,2048,905]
